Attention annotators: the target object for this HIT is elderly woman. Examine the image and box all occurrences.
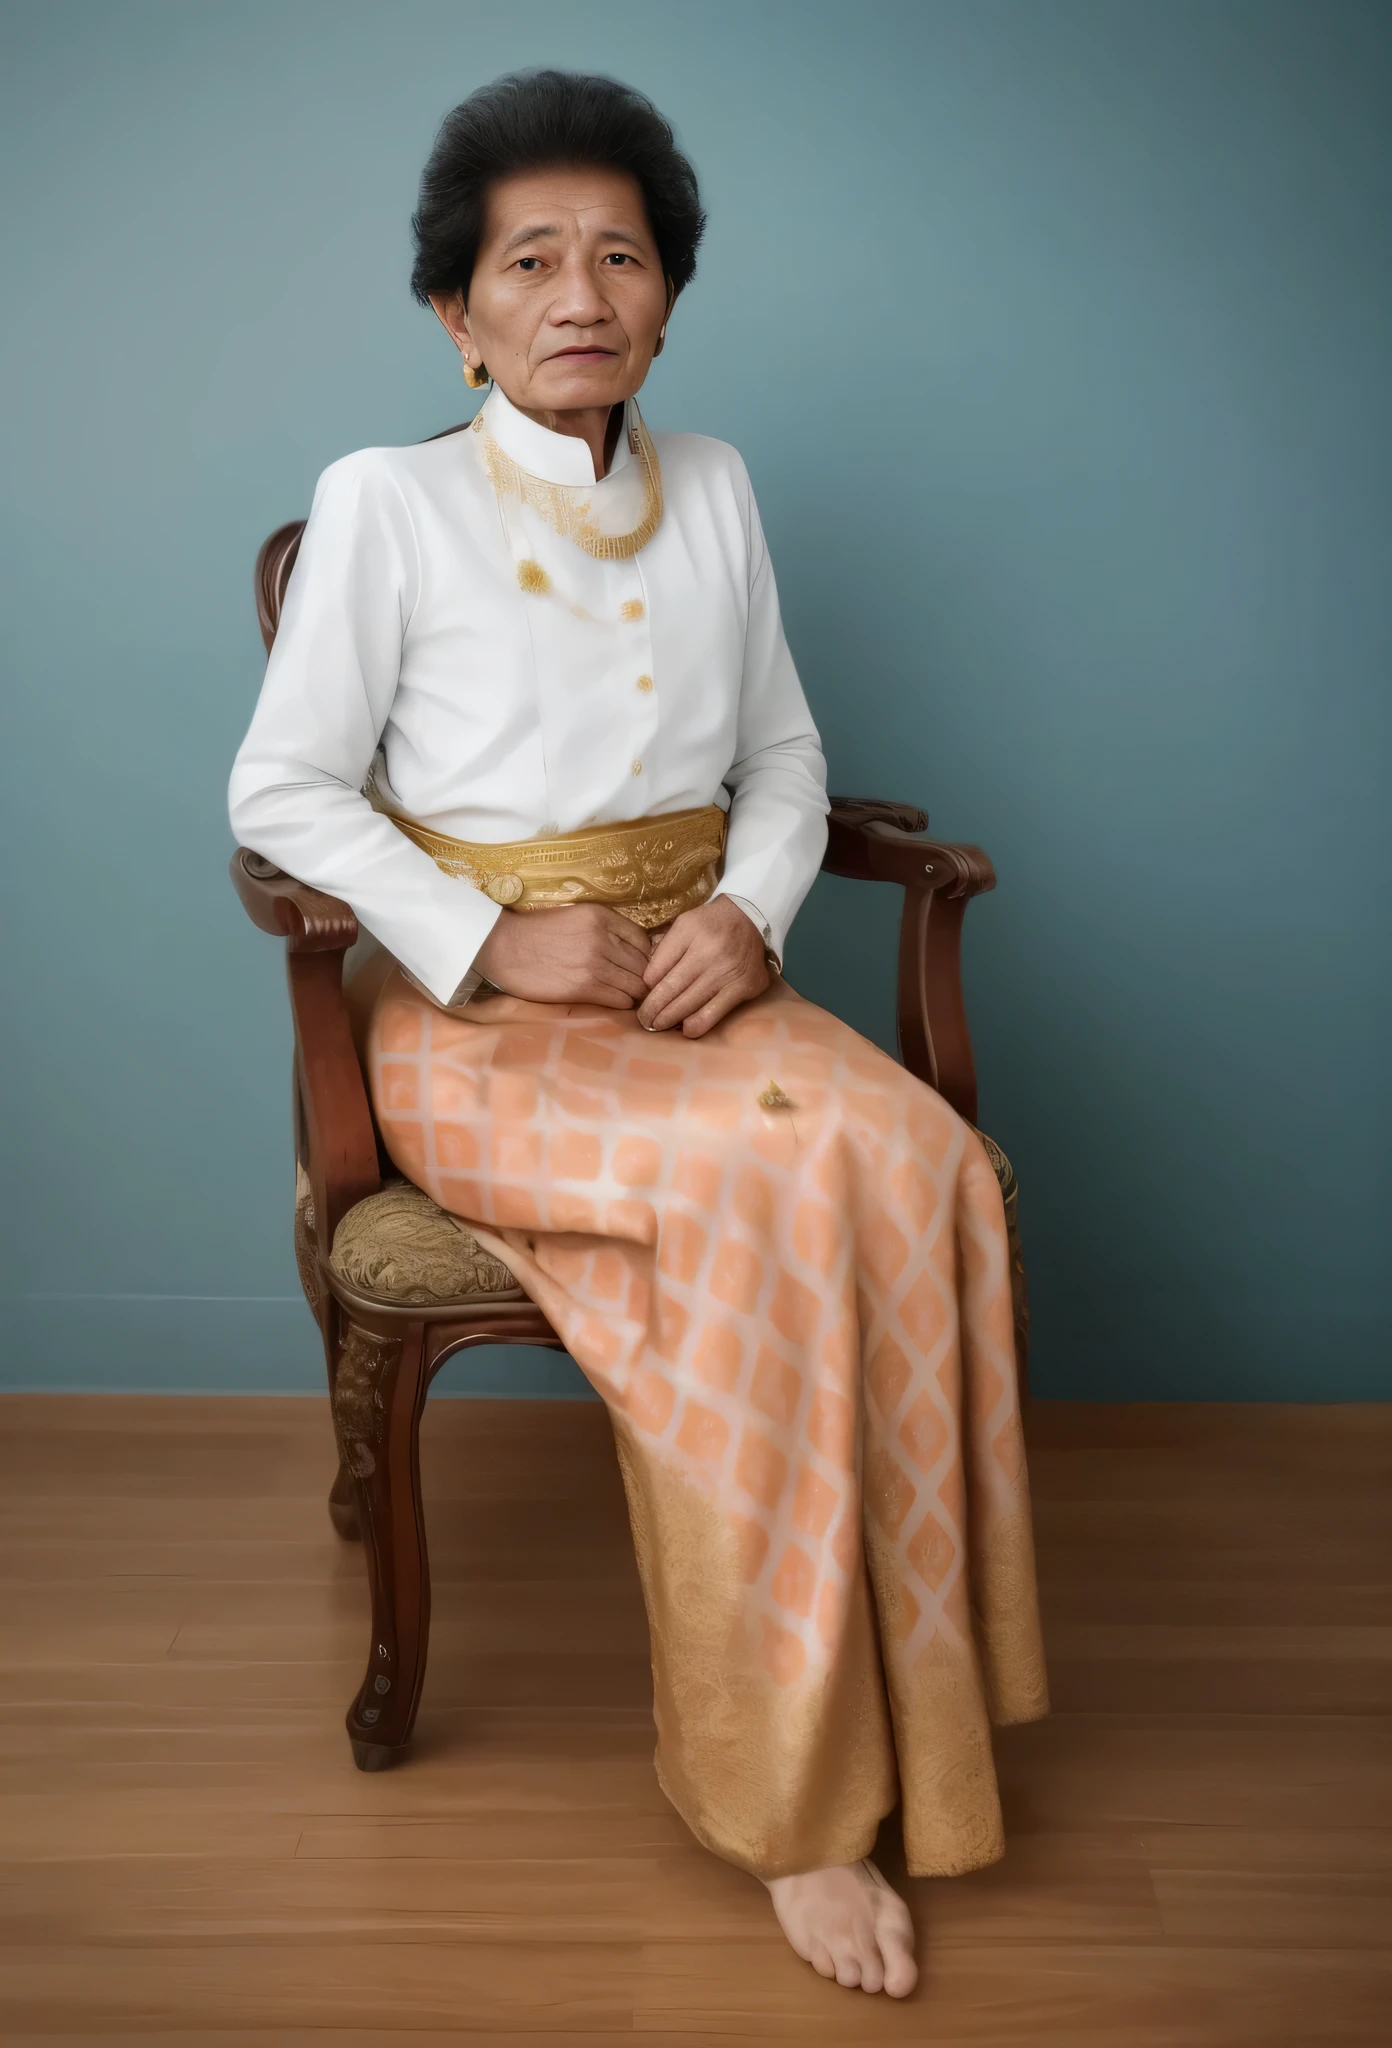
[229,69,1046,2000]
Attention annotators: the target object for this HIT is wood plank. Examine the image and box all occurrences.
[0,1394,335,1434]
[0,1718,664,1797]
[995,1713,1392,1829]
[1024,1401,1392,1451]
[1025,1451,1390,1506]
[1150,1865,1392,1948]
[1042,1626,1392,1663]
[0,1494,352,1543]
[0,1792,306,1860]
[5,2037,986,2048]
[170,1572,646,1635]
[0,1754,674,1817]
[3,2037,668,2048]
[633,1940,1392,2040]
[0,1582,185,1666]
[0,1942,635,2032]
[0,1430,334,1499]
[906,1829,1164,1945]
[1033,1496,1392,1557]
[0,1657,363,1710]
[0,1852,668,1945]
[1045,1653,1392,1714]
[1039,1580,1392,1625]
[0,1392,599,1441]
[294,1815,697,1862]
[0,1649,653,1713]
[1136,1825,1392,1872]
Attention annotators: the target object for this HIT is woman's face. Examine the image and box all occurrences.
[432,165,672,418]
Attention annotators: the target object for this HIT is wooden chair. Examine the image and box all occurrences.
[231,510,1027,1772]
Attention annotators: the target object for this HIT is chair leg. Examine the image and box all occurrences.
[321,1301,364,1540]
[327,1458,361,1540]
[331,1318,432,1770]
[293,1133,364,1540]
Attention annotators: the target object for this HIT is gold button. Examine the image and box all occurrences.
[636,673,654,693]
[485,873,525,905]
[620,599,645,623]
[631,759,643,776]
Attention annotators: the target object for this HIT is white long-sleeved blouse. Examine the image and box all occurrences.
[228,384,829,1005]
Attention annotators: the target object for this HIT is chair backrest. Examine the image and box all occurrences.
[256,421,477,654]
[255,522,306,653]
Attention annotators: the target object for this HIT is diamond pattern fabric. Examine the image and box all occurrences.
[368,969,1047,1878]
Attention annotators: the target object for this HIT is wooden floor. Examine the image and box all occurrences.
[0,1396,1388,2044]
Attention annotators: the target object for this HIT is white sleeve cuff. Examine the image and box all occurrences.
[446,965,491,1008]
[399,957,499,1012]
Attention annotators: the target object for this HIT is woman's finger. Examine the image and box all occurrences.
[643,965,728,1032]
[582,981,641,1009]
[680,982,748,1037]
[577,907,648,973]
[637,955,712,1029]
[644,934,765,1027]
[639,945,710,1012]
[604,926,654,976]
[643,916,696,987]
[594,959,650,1003]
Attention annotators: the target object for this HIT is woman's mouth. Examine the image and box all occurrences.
[551,347,617,361]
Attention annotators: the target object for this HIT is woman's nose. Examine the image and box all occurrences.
[549,253,611,328]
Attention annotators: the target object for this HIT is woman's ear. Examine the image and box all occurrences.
[429,291,486,384]
[653,278,677,357]
[428,291,473,354]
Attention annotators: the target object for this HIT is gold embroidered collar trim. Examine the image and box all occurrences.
[471,402,663,561]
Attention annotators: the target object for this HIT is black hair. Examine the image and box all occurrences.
[410,69,705,306]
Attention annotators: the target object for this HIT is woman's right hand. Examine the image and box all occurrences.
[472,905,652,1007]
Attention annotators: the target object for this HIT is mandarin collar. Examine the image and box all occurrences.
[480,383,634,486]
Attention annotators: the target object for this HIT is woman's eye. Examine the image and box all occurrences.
[604,253,632,265]
[516,257,541,272]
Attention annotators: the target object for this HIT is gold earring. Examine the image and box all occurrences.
[461,352,489,390]
[653,325,668,358]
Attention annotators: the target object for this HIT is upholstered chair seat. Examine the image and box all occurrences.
[295,1166,523,1308]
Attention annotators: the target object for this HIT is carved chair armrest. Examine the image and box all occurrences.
[230,848,380,1249]
[824,797,996,897]
[819,796,997,1123]
[231,848,359,951]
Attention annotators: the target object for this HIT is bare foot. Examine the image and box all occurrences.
[764,1858,918,1995]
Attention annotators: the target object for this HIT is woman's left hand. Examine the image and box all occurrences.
[636,897,770,1037]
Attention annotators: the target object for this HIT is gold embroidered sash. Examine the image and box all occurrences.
[372,793,727,930]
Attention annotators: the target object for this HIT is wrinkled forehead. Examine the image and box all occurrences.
[478,165,656,255]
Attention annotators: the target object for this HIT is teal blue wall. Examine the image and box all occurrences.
[2,1,1388,1399]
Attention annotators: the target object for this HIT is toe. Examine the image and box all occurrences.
[806,1941,838,1981]
[831,1945,863,1989]
[881,1943,918,1998]
[869,1884,918,1999]
[857,1948,886,1995]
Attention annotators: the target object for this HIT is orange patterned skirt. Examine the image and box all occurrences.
[368,967,1047,1879]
